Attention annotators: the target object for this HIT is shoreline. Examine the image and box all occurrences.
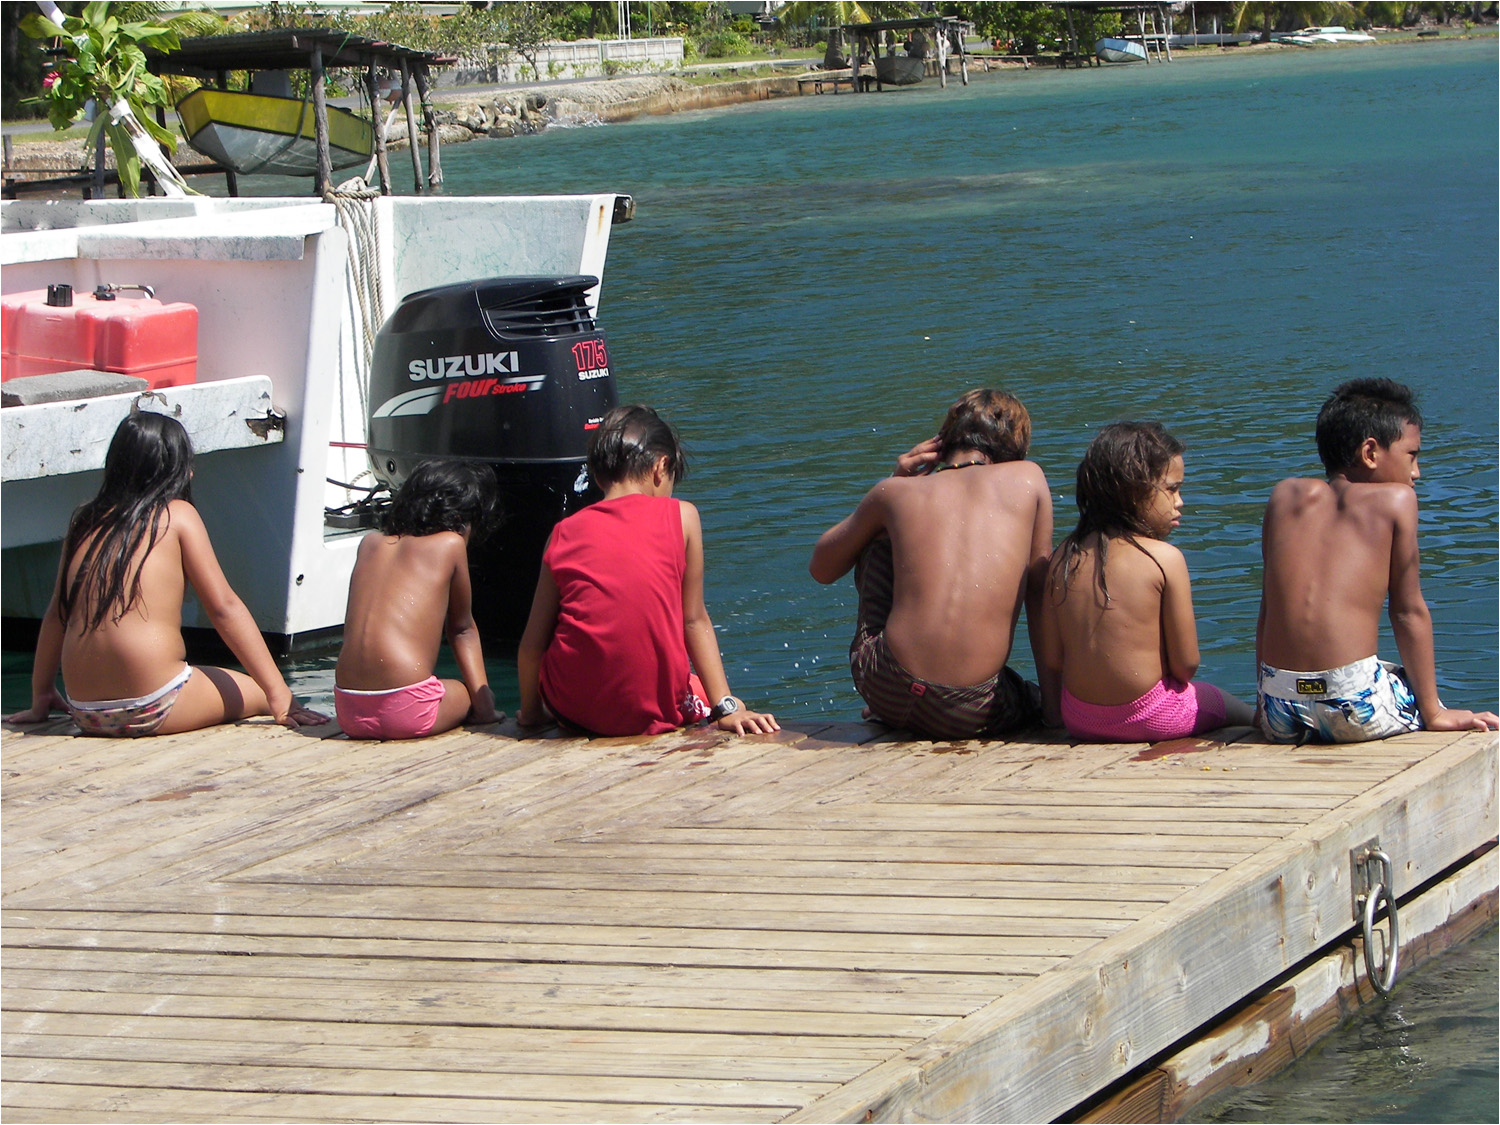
[3,31,1490,178]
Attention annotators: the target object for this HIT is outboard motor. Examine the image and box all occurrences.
[367,276,617,640]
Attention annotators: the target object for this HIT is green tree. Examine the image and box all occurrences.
[1230,2,1361,38]
[21,1,197,196]
[504,2,556,80]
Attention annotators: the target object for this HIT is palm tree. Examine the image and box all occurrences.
[1230,2,1361,39]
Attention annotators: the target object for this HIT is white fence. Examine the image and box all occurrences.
[441,37,686,87]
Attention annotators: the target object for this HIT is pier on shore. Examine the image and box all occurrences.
[3,718,1495,1122]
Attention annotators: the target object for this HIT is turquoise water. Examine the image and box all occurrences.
[434,38,1497,723]
[3,38,1496,1118]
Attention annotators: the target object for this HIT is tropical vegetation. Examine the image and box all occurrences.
[6,1,1492,122]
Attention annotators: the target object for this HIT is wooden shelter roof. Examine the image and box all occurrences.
[146,29,451,77]
[840,16,966,34]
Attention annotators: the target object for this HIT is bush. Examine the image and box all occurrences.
[696,30,754,58]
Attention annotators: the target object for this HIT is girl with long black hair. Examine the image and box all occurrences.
[10,411,326,736]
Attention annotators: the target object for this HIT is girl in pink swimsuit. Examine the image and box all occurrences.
[1036,423,1255,744]
[8,412,326,736]
[517,405,779,738]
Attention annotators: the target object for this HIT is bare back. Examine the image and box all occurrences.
[1259,477,1411,670]
[871,462,1050,685]
[1049,534,1190,705]
[59,502,192,702]
[336,530,469,690]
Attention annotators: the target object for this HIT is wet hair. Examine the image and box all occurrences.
[58,411,195,632]
[1315,378,1422,475]
[1050,422,1185,605]
[384,460,500,540]
[586,404,687,488]
[936,389,1031,463]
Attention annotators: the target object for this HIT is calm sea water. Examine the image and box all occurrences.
[3,37,1496,1118]
[436,37,1495,722]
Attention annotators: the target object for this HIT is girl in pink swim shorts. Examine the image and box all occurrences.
[335,461,502,740]
[1036,423,1255,744]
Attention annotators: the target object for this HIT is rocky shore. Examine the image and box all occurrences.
[430,74,802,141]
[1,74,801,176]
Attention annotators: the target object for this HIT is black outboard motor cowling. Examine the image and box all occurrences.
[367,276,618,641]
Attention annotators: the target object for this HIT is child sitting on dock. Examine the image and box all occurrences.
[1037,423,1254,742]
[809,389,1050,740]
[1256,379,1498,742]
[335,460,502,740]
[8,412,326,736]
[516,405,778,737]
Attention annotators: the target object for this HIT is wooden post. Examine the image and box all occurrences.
[1160,2,1174,60]
[365,63,392,194]
[1138,10,1153,62]
[937,20,947,89]
[91,126,107,200]
[413,64,442,190]
[400,58,423,195]
[310,44,333,196]
[215,69,238,196]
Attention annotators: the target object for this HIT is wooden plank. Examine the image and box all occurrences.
[1,947,1029,1001]
[0,921,1089,976]
[1,1055,834,1108]
[1,1082,777,1123]
[0,910,1107,959]
[1,1014,909,1064]
[1,987,952,1038]
[2,1029,873,1083]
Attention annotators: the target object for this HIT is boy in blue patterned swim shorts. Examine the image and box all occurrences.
[1256,379,1497,743]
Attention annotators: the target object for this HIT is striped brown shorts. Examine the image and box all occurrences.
[849,539,1040,741]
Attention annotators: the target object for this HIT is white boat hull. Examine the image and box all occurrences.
[1096,38,1148,63]
[1,194,622,645]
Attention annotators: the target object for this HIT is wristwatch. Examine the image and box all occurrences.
[709,696,739,721]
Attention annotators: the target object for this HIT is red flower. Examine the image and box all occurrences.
[42,70,59,92]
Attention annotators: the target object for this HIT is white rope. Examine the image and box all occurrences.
[326,181,385,505]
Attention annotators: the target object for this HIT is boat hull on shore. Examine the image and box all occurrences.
[1096,37,1148,63]
[177,89,374,177]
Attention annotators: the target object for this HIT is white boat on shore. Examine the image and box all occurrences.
[1095,37,1148,63]
[1,193,627,650]
[1277,26,1377,45]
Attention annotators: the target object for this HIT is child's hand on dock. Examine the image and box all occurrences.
[715,701,780,736]
[517,704,554,731]
[467,686,503,726]
[6,687,66,724]
[1421,705,1500,732]
[279,700,331,729]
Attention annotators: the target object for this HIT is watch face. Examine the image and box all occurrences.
[718,696,739,715]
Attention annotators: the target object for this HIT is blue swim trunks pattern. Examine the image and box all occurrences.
[1258,656,1421,744]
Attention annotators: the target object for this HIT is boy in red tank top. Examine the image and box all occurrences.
[517,405,778,738]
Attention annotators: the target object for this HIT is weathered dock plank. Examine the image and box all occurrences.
[3,717,1494,1123]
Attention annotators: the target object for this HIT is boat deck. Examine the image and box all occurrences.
[3,716,1495,1122]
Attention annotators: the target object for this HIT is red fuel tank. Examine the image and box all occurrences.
[1,284,198,388]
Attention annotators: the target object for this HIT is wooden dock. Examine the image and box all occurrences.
[3,716,1495,1122]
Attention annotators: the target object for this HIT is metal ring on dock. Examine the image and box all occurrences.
[1360,850,1399,996]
